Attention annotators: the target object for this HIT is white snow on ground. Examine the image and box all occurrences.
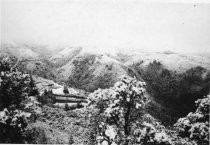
[52,87,80,95]
[56,62,75,81]
[52,87,65,95]
[33,75,86,97]
[59,48,74,57]
[79,46,118,56]
[18,48,39,58]
[33,76,62,94]
[54,103,78,107]
[50,47,82,61]
[50,47,73,59]
[1,45,39,59]
[95,55,120,64]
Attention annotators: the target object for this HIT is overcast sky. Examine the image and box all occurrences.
[1,0,210,53]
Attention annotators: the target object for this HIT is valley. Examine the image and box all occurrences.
[0,43,209,144]
[1,43,210,115]
[1,1,210,144]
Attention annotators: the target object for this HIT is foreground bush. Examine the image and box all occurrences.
[174,94,210,145]
[88,76,150,144]
[0,109,29,143]
[0,57,39,143]
[25,123,48,144]
[133,121,172,145]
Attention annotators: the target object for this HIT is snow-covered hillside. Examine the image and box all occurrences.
[1,43,210,92]
[1,44,39,59]
[124,51,210,72]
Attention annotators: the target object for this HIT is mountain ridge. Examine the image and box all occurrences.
[1,43,210,88]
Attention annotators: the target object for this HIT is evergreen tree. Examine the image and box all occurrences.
[65,103,69,111]
[28,74,39,96]
[63,85,69,94]
[68,134,74,145]
[0,57,39,143]
[0,57,31,109]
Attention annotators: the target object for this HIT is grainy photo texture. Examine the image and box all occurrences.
[0,0,209,144]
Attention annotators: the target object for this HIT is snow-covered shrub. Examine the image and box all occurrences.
[0,108,29,143]
[95,122,117,145]
[188,122,209,143]
[174,94,210,145]
[174,117,191,137]
[88,76,149,144]
[0,97,41,143]
[132,115,173,145]
[0,57,40,143]
[0,57,39,110]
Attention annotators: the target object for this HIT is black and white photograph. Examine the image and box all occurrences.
[0,0,209,144]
